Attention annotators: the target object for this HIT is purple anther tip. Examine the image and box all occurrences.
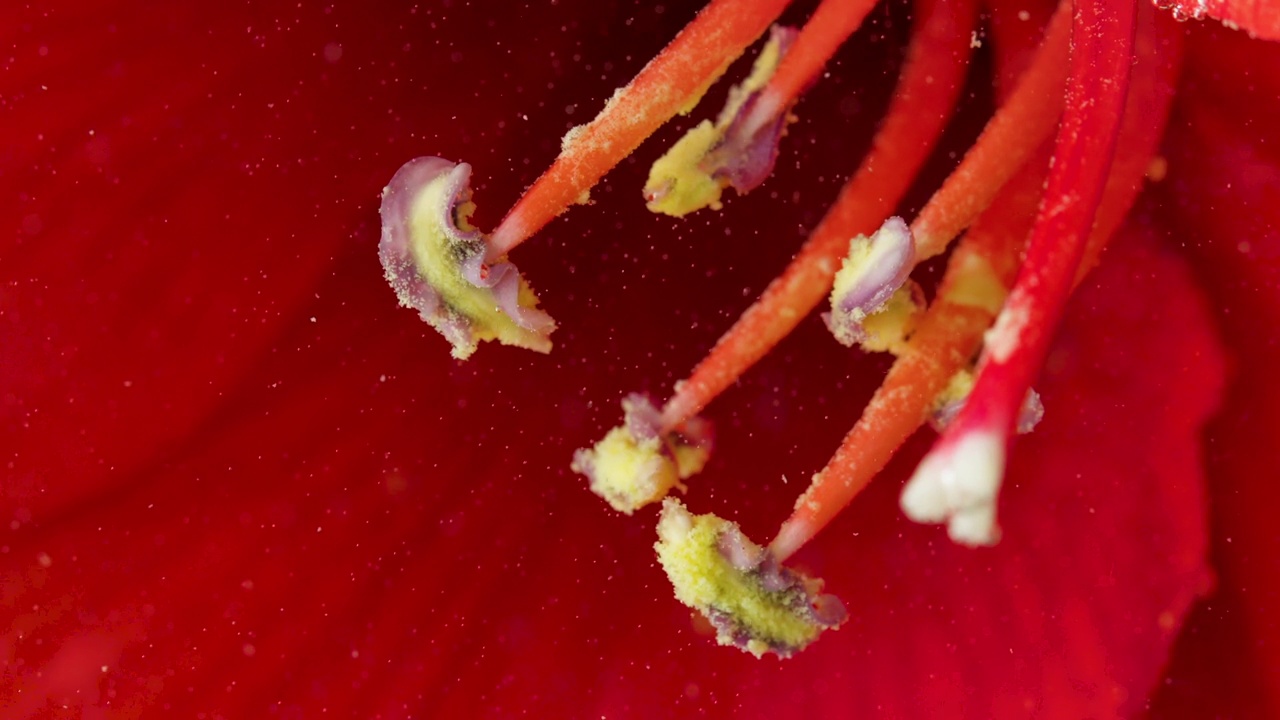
[931,385,1045,435]
[708,529,848,657]
[379,157,472,327]
[379,156,554,358]
[836,217,915,317]
[824,217,916,346]
[708,25,800,195]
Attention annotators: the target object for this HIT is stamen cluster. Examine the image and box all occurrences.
[380,0,1172,657]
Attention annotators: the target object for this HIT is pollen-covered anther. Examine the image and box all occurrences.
[930,369,1044,435]
[379,156,555,360]
[644,25,798,217]
[655,498,846,658]
[572,395,713,515]
[900,428,1006,547]
[824,216,919,352]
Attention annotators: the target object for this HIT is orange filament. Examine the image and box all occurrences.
[984,0,1059,97]
[907,0,1070,260]
[487,0,793,260]
[770,1,1178,560]
[744,0,881,133]
[658,0,978,430]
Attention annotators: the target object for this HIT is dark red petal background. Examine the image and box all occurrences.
[0,1,1269,717]
[1148,21,1280,717]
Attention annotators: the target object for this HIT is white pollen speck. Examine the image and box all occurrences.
[1017,10,1031,20]
[36,552,52,568]
[985,297,1031,364]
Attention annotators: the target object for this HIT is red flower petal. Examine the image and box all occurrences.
[0,1,1241,716]
[1149,22,1280,716]
[1,219,1224,717]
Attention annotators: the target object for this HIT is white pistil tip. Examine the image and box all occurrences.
[900,430,1007,546]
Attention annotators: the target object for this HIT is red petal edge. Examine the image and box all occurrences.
[1169,0,1280,40]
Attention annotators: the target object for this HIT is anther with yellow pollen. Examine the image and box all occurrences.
[379,157,554,360]
[656,499,846,658]
[645,0,882,217]
[571,395,712,515]
[382,0,1184,657]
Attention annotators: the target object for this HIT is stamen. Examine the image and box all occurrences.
[903,0,1139,545]
[657,0,979,430]
[655,498,846,658]
[379,157,555,359]
[644,25,800,217]
[571,395,712,514]
[822,216,920,352]
[645,0,881,216]
[486,0,794,260]
[381,0,1182,661]
[575,0,979,511]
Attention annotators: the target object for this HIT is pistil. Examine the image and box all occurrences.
[902,0,1139,546]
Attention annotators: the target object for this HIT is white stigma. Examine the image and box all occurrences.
[900,429,1007,546]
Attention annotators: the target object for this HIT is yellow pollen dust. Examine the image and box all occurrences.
[573,426,708,515]
[942,251,1007,314]
[828,232,878,323]
[655,498,835,658]
[826,228,922,354]
[935,368,976,413]
[859,285,923,354]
